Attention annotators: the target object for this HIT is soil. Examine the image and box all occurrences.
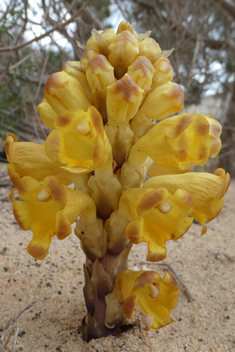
[0,160,234,352]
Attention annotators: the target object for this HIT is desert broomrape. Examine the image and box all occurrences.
[6,21,230,341]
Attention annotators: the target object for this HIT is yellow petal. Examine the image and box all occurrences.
[204,115,222,157]
[37,98,57,130]
[45,107,112,173]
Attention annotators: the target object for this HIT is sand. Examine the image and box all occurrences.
[0,161,234,352]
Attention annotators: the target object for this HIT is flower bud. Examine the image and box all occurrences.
[130,82,184,141]
[107,74,144,126]
[135,82,184,121]
[117,21,138,37]
[86,54,116,92]
[139,37,161,64]
[108,31,139,78]
[61,61,93,103]
[80,46,100,71]
[127,56,154,91]
[44,71,90,115]
[152,57,174,89]
[91,28,116,56]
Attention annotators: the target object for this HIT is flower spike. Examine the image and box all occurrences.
[5,20,230,341]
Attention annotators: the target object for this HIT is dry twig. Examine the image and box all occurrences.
[0,298,47,352]
[0,0,92,53]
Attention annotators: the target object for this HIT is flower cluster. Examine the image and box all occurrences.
[6,21,230,341]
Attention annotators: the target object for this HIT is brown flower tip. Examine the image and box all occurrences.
[134,271,157,289]
[166,83,184,101]
[87,54,113,72]
[122,294,138,318]
[45,72,68,94]
[146,251,167,262]
[54,110,74,128]
[167,114,194,138]
[90,106,104,139]
[137,188,168,216]
[56,215,72,240]
[108,74,143,103]
[116,30,137,46]
[45,176,67,207]
[130,56,154,76]
[27,244,49,261]
[214,168,231,196]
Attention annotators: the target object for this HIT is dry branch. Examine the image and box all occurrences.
[0,0,92,52]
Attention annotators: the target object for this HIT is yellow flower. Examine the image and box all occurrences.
[120,113,223,190]
[117,187,194,261]
[13,175,97,260]
[45,106,112,173]
[130,81,184,142]
[110,269,179,330]
[5,133,70,188]
[144,168,230,235]
[114,168,230,261]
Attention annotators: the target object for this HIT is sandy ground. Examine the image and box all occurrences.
[0,161,234,352]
